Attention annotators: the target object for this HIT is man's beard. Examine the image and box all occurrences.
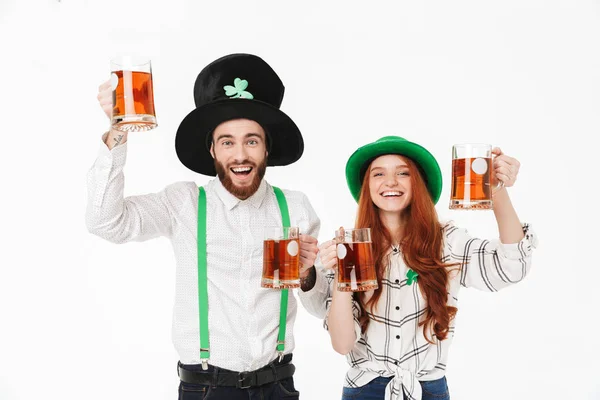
[215,157,267,200]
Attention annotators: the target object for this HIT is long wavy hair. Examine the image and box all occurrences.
[355,156,458,343]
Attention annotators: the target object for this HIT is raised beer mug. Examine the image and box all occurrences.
[110,56,158,132]
[449,143,504,210]
[261,227,300,289]
[335,228,377,292]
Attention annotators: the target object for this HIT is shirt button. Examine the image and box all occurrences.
[395,279,399,284]
[395,306,400,310]
[396,335,400,339]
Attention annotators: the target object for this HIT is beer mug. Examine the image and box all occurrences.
[110,56,158,132]
[449,143,504,210]
[335,228,377,292]
[261,227,300,289]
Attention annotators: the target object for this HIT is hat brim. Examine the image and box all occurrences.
[175,99,303,176]
[345,139,443,204]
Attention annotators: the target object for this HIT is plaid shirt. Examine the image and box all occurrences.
[322,221,538,400]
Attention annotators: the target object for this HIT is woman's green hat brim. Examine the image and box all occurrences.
[345,136,442,204]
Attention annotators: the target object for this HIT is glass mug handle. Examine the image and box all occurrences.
[333,228,344,268]
[491,151,505,195]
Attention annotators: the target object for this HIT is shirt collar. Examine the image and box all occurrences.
[213,178,268,210]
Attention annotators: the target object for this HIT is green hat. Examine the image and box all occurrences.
[345,136,443,204]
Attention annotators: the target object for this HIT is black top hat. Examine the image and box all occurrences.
[175,53,303,176]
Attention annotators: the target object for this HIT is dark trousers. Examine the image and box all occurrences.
[178,355,299,400]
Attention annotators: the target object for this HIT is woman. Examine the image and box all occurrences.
[319,136,537,400]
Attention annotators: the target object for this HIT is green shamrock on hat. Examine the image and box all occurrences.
[224,78,254,99]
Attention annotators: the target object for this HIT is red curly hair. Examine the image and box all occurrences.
[355,156,458,343]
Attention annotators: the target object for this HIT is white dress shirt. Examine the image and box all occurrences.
[302,221,538,400]
[86,141,321,372]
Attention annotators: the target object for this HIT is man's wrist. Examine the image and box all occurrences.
[104,129,128,150]
[299,265,317,292]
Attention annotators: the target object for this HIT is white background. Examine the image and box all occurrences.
[1,0,599,399]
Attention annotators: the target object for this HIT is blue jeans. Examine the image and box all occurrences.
[341,376,450,400]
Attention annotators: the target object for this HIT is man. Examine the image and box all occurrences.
[87,53,324,399]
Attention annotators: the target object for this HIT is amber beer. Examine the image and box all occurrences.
[110,56,157,132]
[449,144,501,210]
[262,227,300,289]
[336,228,377,292]
[450,157,492,209]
